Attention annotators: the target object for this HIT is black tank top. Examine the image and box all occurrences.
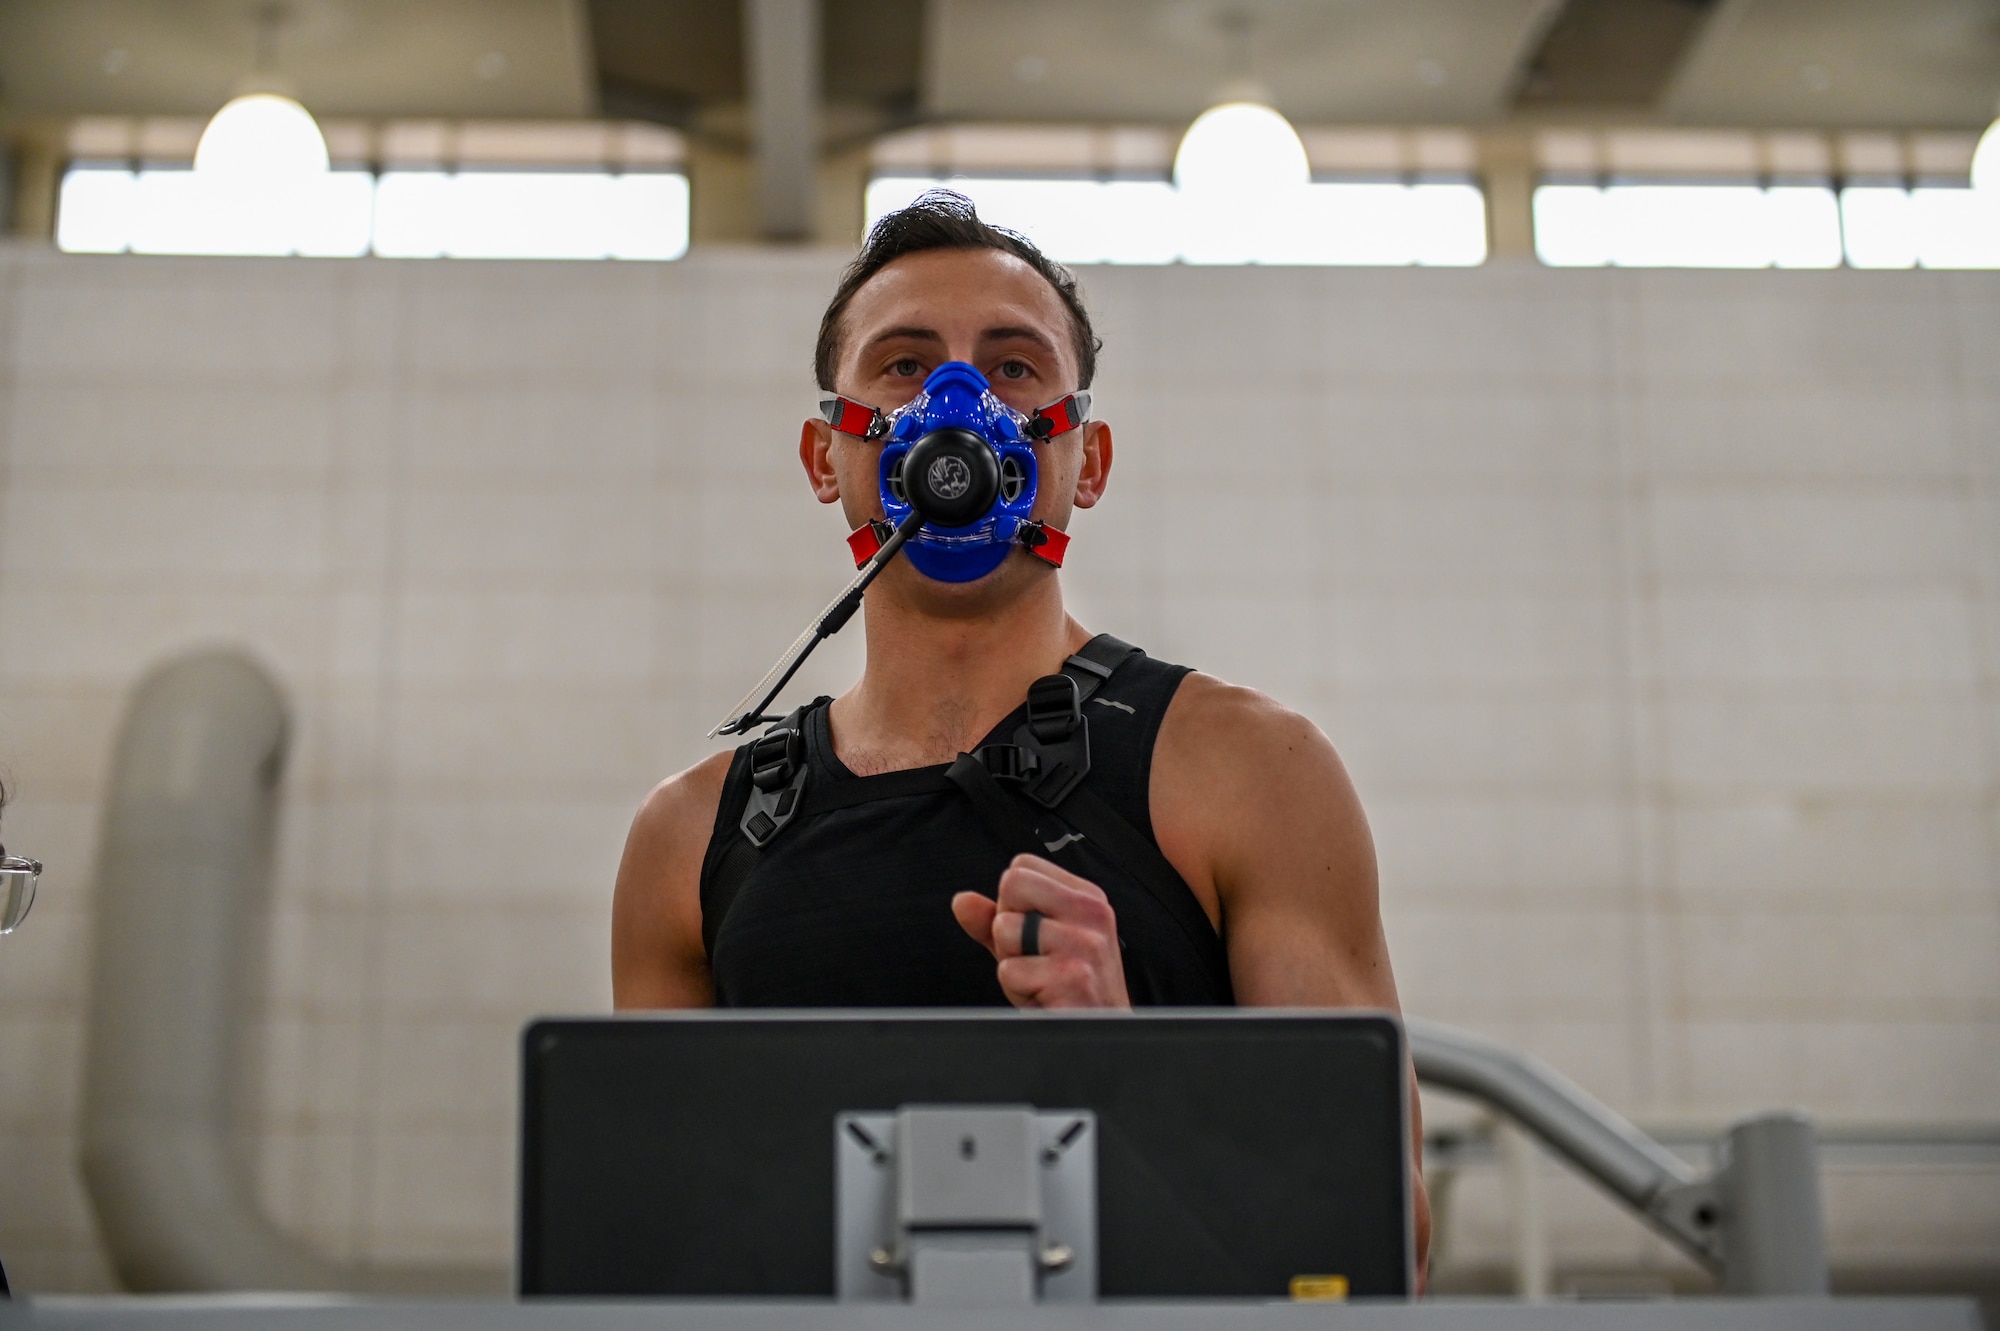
[698,646,1234,1007]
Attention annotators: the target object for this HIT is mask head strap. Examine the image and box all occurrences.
[820,395,888,440]
[846,518,894,566]
[1019,520,1069,567]
[1028,392,1091,439]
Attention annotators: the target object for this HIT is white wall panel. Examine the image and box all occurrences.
[0,248,1994,1293]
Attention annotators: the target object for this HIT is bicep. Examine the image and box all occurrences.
[610,767,723,1010]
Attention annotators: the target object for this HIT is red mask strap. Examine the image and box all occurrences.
[846,519,893,568]
[1028,392,1091,439]
[852,519,1068,568]
[821,395,885,439]
[1019,521,1070,567]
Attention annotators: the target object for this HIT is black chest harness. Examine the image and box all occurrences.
[707,635,1230,987]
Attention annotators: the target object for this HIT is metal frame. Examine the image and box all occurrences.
[1408,1019,1829,1296]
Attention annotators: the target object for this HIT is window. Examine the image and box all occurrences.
[1534,182,2000,270]
[53,118,690,261]
[1839,187,2000,270]
[1533,184,1844,269]
[57,167,688,261]
[371,171,688,260]
[1530,128,1998,270]
[864,176,1487,267]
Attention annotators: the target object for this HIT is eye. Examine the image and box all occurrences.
[995,359,1032,380]
[890,357,924,378]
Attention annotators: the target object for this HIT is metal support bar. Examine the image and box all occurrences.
[745,0,820,241]
[1408,1019,1830,1297]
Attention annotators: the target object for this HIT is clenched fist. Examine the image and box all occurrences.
[951,853,1131,1009]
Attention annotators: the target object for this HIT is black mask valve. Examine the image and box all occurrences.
[901,428,1003,527]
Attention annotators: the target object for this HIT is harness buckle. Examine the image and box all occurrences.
[1025,674,1082,742]
[742,715,813,847]
[749,728,805,792]
[975,743,1039,783]
[975,673,1089,810]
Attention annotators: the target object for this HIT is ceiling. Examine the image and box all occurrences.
[0,0,1995,130]
[925,0,1565,124]
[0,0,595,118]
[1665,0,2000,125]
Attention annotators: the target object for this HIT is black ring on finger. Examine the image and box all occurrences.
[1021,910,1044,958]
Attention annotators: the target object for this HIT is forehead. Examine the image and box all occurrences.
[839,247,1075,364]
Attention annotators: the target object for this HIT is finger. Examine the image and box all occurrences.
[994,908,1075,960]
[996,955,1104,1009]
[996,859,1120,931]
[994,860,1113,930]
[950,891,999,958]
[1006,852,1103,893]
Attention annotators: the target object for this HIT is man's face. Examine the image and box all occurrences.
[804,246,1110,612]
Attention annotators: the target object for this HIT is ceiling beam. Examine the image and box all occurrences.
[745,0,819,240]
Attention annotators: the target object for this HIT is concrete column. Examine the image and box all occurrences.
[1478,128,1537,261]
[745,0,820,242]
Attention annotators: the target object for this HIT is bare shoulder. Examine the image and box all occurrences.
[1151,671,1378,990]
[1157,670,1330,758]
[610,748,736,1009]
[628,749,736,861]
[1155,670,1355,805]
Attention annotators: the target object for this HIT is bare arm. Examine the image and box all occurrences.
[610,751,733,1010]
[1151,673,1431,1285]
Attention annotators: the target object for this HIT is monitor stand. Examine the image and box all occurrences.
[834,1105,1098,1306]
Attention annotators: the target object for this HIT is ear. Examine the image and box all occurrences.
[799,418,841,503]
[1071,420,1113,509]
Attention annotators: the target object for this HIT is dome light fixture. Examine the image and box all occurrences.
[1173,85,1309,264]
[194,89,329,180]
[1973,102,1999,192]
[1173,99,1309,199]
[196,5,327,183]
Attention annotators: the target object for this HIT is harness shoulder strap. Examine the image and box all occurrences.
[699,747,758,962]
[1062,634,1140,702]
[946,642,1230,997]
[702,697,826,962]
[1056,787,1232,996]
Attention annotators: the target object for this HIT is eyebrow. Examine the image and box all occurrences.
[859,324,1060,357]
[980,325,1059,354]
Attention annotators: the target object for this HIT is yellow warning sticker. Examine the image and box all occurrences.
[1289,1274,1349,1302]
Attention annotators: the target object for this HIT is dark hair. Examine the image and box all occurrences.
[815,189,1101,393]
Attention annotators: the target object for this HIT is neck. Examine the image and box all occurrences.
[831,564,1089,772]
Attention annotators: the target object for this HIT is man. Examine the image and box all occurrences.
[611,191,1428,1271]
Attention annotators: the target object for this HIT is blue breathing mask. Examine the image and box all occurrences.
[709,365,1093,736]
[822,362,1089,584]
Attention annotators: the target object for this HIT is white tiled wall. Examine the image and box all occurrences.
[0,248,1993,1291]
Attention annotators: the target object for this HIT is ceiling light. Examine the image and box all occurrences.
[194,91,329,180]
[1973,110,2000,192]
[1173,100,1309,200]
[1173,95,1310,264]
